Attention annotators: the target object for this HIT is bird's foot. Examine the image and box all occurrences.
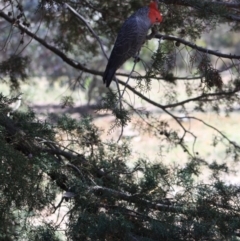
[146,25,158,40]
[133,55,140,63]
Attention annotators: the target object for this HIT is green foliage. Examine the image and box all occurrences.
[148,41,176,84]
[0,55,29,90]
[198,54,223,90]
[1,101,240,240]
[0,96,58,240]
[1,0,240,240]
[101,91,131,130]
[28,225,61,241]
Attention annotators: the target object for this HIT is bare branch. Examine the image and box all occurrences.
[118,79,239,111]
[0,10,102,76]
[155,34,240,60]
[187,116,240,150]
[163,89,240,109]
[90,185,183,213]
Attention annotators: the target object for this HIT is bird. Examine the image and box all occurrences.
[103,1,163,87]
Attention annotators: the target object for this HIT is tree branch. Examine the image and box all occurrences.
[155,34,240,60]
[90,185,183,213]
[0,10,102,76]
[187,116,240,150]
[64,3,108,60]
[1,8,239,140]
[118,79,239,110]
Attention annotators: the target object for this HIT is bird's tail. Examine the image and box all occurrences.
[103,67,116,87]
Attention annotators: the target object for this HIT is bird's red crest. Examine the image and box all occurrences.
[148,1,163,24]
[149,1,158,10]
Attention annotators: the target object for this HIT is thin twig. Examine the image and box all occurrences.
[65,3,125,142]
[188,116,240,150]
[90,185,186,213]
[116,57,138,143]
[120,58,138,103]
[64,3,108,60]
[155,34,240,60]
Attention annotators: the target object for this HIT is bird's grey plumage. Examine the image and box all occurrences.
[103,7,152,87]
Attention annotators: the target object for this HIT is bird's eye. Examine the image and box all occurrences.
[156,17,158,20]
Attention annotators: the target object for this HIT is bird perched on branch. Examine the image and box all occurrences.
[103,1,163,87]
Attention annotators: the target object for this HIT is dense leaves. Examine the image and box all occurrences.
[1,0,240,240]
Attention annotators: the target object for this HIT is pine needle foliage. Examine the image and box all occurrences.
[1,0,240,240]
[0,55,29,90]
[1,97,240,240]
